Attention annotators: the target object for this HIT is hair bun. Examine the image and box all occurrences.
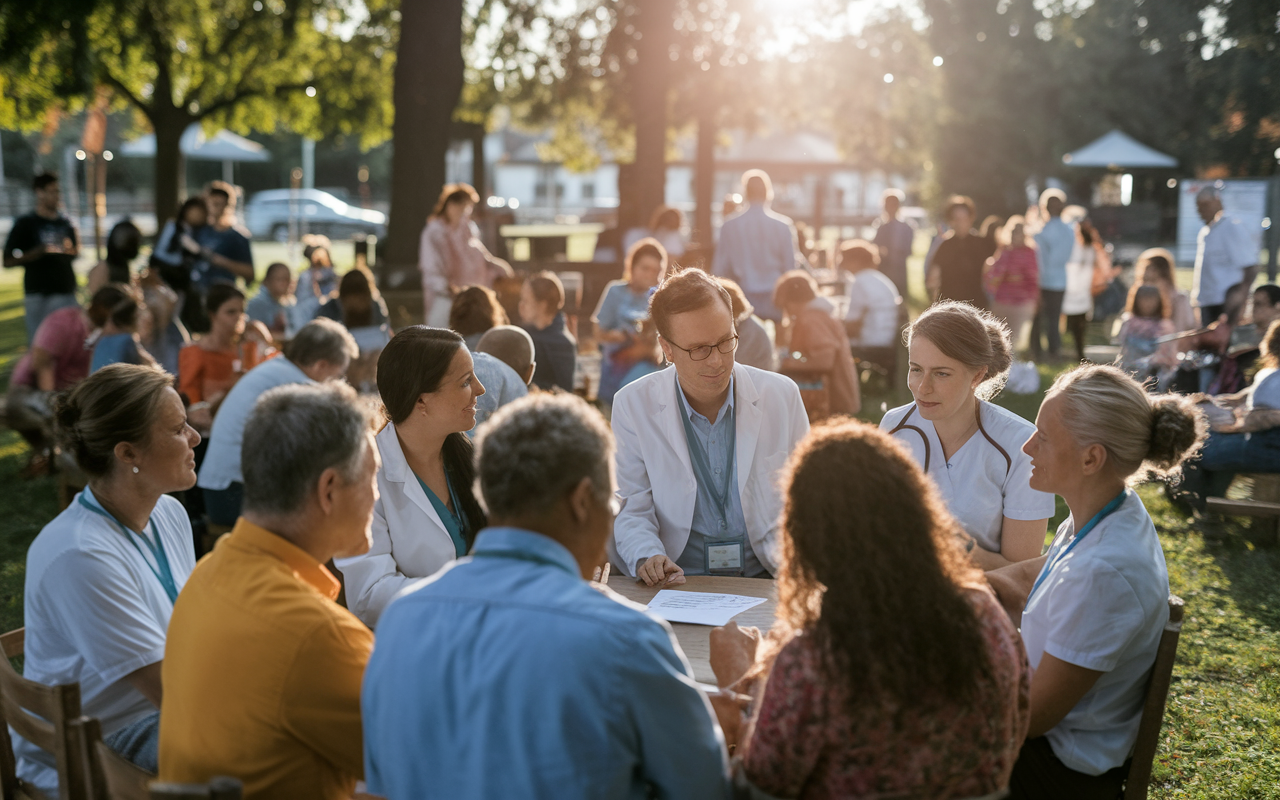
[983,316,1013,379]
[1148,395,1206,471]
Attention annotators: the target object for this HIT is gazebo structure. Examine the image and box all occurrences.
[1062,130,1179,245]
[120,124,271,186]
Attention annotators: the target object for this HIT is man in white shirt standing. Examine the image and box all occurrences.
[711,170,802,322]
[1192,185,1259,325]
[610,269,809,586]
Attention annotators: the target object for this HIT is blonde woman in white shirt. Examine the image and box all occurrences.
[986,365,1204,799]
[881,301,1054,569]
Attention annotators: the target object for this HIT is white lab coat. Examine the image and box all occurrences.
[334,423,458,628]
[609,364,810,576]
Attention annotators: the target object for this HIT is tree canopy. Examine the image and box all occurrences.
[1,0,397,217]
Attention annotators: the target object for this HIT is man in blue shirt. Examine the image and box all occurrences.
[712,169,802,322]
[872,188,915,298]
[1032,189,1075,361]
[362,394,731,800]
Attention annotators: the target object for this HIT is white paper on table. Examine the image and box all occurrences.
[644,590,767,626]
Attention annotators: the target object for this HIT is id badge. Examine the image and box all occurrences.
[706,539,745,576]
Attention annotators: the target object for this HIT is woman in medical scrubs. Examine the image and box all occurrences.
[987,365,1205,798]
[880,301,1054,568]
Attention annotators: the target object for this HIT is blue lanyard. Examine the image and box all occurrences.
[1025,490,1127,610]
[78,494,179,605]
[676,389,737,521]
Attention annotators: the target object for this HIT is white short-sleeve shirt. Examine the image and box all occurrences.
[17,487,195,793]
[845,269,901,348]
[1193,213,1258,307]
[1020,489,1169,776]
[880,401,1055,552]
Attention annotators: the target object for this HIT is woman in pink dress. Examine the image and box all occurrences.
[418,183,513,327]
[709,420,1031,799]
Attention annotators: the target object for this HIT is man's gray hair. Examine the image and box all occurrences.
[1196,185,1222,203]
[241,382,372,516]
[475,394,614,519]
[284,318,359,368]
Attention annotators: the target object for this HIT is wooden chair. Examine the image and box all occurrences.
[0,628,88,800]
[68,717,149,800]
[1121,595,1186,800]
[146,779,241,800]
[1206,474,1280,544]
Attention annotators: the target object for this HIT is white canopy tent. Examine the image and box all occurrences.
[120,124,271,182]
[1061,130,1177,169]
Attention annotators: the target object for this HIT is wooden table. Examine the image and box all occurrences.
[608,576,777,684]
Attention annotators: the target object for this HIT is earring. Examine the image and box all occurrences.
[132,467,140,474]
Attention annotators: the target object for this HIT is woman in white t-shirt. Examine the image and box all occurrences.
[987,364,1205,799]
[880,301,1054,569]
[19,364,200,793]
[839,239,901,351]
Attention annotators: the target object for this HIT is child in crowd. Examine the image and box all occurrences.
[89,284,157,372]
[246,262,295,343]
[1116,284,1176,385]
[518,271,578,392]
[984,217,1039,352]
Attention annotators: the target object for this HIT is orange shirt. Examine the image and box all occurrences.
[178,341,269,403]
[158,520,372,800]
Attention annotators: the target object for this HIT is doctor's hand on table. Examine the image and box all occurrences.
[638,554,686,586]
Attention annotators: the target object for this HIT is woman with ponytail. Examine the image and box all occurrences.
[881,301,1054,568]
[335,327,488,628]
[987,364,1206,799]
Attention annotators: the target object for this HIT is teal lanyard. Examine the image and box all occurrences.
[415,474,468,557]
[676,390,737,522]
[471,549,577,576]
[1025,490,1127,610]
[77,493,179,605]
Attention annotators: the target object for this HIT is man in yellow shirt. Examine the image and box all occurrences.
[159,382,379,799]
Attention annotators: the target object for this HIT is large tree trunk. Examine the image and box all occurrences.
[693,98,716,250]
[620,0,676,233]
[382,0,465,291]
[153,109,191,224]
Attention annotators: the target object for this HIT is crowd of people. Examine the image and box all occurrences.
[0,164,1264,800]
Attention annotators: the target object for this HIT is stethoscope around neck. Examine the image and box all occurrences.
[888,402,1012,475]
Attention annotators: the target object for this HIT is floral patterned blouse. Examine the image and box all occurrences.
[741,586,1031,799]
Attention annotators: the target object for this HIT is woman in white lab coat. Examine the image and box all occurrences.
[880,301,1054,569]
[335,326,487,627]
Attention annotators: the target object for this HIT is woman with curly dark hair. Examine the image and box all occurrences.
[708,419,1031,799]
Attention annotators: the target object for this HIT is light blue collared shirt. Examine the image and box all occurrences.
[468,349,528,436]
[673,378,765,577]
[711,203,801,295]
[362,527,731,800]
[1035,217,1075,291]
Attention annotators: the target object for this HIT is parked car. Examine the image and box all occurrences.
[244,189,386,241]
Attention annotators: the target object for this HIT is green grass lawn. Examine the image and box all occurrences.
[0,264,1277,797]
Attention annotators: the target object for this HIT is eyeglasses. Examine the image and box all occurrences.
[666,334,739,362]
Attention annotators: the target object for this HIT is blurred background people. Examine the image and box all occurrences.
[1031,189,1074,362]
[3,173,79,343]
[518,270,577,393]
[774,270,861,419]
[718,277,775,372]
[712,169,802,322]
[928,195,995,310]
[593,238,668,405]
[872,188,913,298]
[984,217,1040,353]
[419,183,514,328]
[448,284,508,351]
[87,219,143,294]
[840,239,901,358]
[246,262,295,344]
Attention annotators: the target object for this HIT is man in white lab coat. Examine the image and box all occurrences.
[610,268,810,586]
